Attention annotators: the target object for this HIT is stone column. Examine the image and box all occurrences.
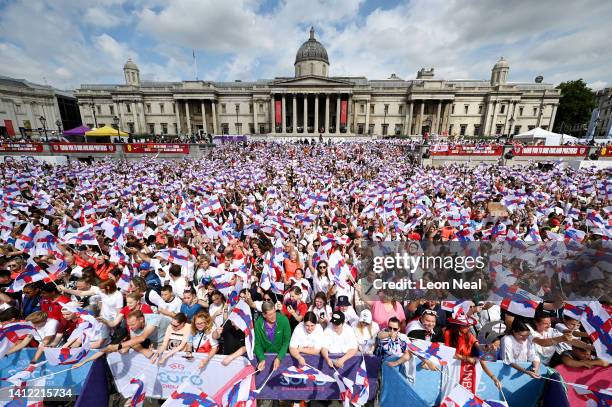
[489,101,497,135]
[131,102,138,133]
[335,95,341,134]
[444,101,452,133]
[282,95,287,133]
[418,101,425,135]
[292,94,297,134]
[314,95,319,133]
[201,100,208,134]
[253,99,258,134]
[503,101,512,135]
[482,101,492,136]
[365,100,370,135]
[324,94,330,134]
[270,96,275,133]
[185,101,192,135]
[303,94,308,133]
[404,101,410,135]
[435,100,442,134]
[211,102,218,134]
[549,103,557,129]
[174,101,181,135]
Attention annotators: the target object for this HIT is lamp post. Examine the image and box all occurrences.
[39,116,48,142]
[508,116,515,139]
[90,102,98,127]
[383,105,388,136]
[235,105,239,134]
[55,119,62,136]
[113,116,121,142]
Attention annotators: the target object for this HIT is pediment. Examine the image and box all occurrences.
[272,75,353,87]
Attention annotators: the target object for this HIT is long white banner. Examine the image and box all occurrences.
[106,351,250,399]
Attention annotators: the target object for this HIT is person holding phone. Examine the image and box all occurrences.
[281,286,308,331]
[308,292,332,329]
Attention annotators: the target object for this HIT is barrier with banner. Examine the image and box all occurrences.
[107,351,250,400]
[123,143,190,154]
[541,365,611,407]
[600,146,612,157]
[380,358,546,407]
[512,145,589,156]
[50,143,116,153]
[0,349,98,402]
[255,353,380,401]
[0,142,44,152]
[430,145,503,156]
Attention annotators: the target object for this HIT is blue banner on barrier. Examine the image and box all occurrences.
[255,354,380,401]
[0,349,96,401]
[381,357,547,407]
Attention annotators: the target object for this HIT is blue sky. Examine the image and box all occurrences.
[1,0,610,91]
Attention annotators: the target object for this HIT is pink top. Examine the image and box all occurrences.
[370,301,406,329]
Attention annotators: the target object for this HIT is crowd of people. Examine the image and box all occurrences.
[0,141,609,404]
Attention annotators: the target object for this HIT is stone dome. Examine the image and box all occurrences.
[493,57,509,69]
[295,27,329,65]
[123,58,139,70]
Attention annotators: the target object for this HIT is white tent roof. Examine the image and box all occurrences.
[514,127,578,146]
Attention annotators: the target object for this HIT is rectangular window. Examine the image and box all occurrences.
[98,123,104,128]
[370,104,375,114]
[221,123,229,134]
[394,124,402,135]
[259,124,265,134]
[249,123,254,133]
[460,124,467,136]
[398,105,403,115]
[513,125,521,135]
[474,124,481,136]
[533,107,538,116]
[542,125,548,130]
[128,122,134,133]
[464,105,469,114]
[148,123,155,134]
[382,123,388,135]
[160,103,165,114]
[172,103,176,114]
[368,123,374,134]
[451,104,455,114]
[519,106,524,116]
[15,104,21,113]
[96,105,101,114]
[259,103,264,114]
[495,124,503,134]
[478,105,483,114]
[86,123,93,128]
[528,125,535,131]
[360,104,365,114]
[109,105,114,115]
[449,124,454,135]
[221,104,227,114]
[249,104,253,114]
[126,103,131,113]
[146,104,151,114]
[173,123,178,134]
[357,123,364,134]
[161,123,168,134]
[500,104,506,114]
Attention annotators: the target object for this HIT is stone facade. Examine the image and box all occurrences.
[594,87,612,138]
[0,75,79,138]
[75,28,560,138]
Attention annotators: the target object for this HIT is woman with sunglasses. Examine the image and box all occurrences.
[187,311,219,370]
[310,260,331,297]
[308,291,332,329]
[152,312,191,365]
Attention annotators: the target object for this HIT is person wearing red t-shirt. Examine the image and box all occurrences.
[98,292,152,330]
[39,283,70,321]
[282,286,308,331]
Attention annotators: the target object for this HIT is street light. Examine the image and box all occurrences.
[39,116,48,142]
[235,105,239,134]
[383,105,388,136]
[113,116,121,142]
[89,102,98,127]
[55,119,62,135]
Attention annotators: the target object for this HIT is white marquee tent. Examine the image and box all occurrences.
[513,127,579,146]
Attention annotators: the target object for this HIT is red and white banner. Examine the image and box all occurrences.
[123,143,190,154]
[600,146,612,157]
[430,145,503,156]
[512,146,588,156]
[50,143,116,153]
[0,143,44,152]
[440,359,483,401]
[340,100,348,126]
[275,100,282,125]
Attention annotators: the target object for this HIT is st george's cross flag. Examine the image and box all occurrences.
[228,300,254,360]
[281,366,336,383]
[580,301,612,363]
[161,381,218,406]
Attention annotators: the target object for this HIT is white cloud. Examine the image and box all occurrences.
[84,7,125,27]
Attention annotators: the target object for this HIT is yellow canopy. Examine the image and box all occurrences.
[85,125,128,137]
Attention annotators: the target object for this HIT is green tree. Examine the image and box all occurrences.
[554,79,597,136]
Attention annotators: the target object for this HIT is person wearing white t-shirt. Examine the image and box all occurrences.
[529,314,573,366]
[25,311,59,346]
[165,264,188,299]
[501,319,541,379]
[289,312,324,366]
[155,285,183,317]
[352,309,380,355]
[321,311,358,369]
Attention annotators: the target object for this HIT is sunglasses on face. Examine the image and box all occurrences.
[264,298,273,302]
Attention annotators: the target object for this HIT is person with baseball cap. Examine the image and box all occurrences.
[353,309,379,355]
[321,311,358,369]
